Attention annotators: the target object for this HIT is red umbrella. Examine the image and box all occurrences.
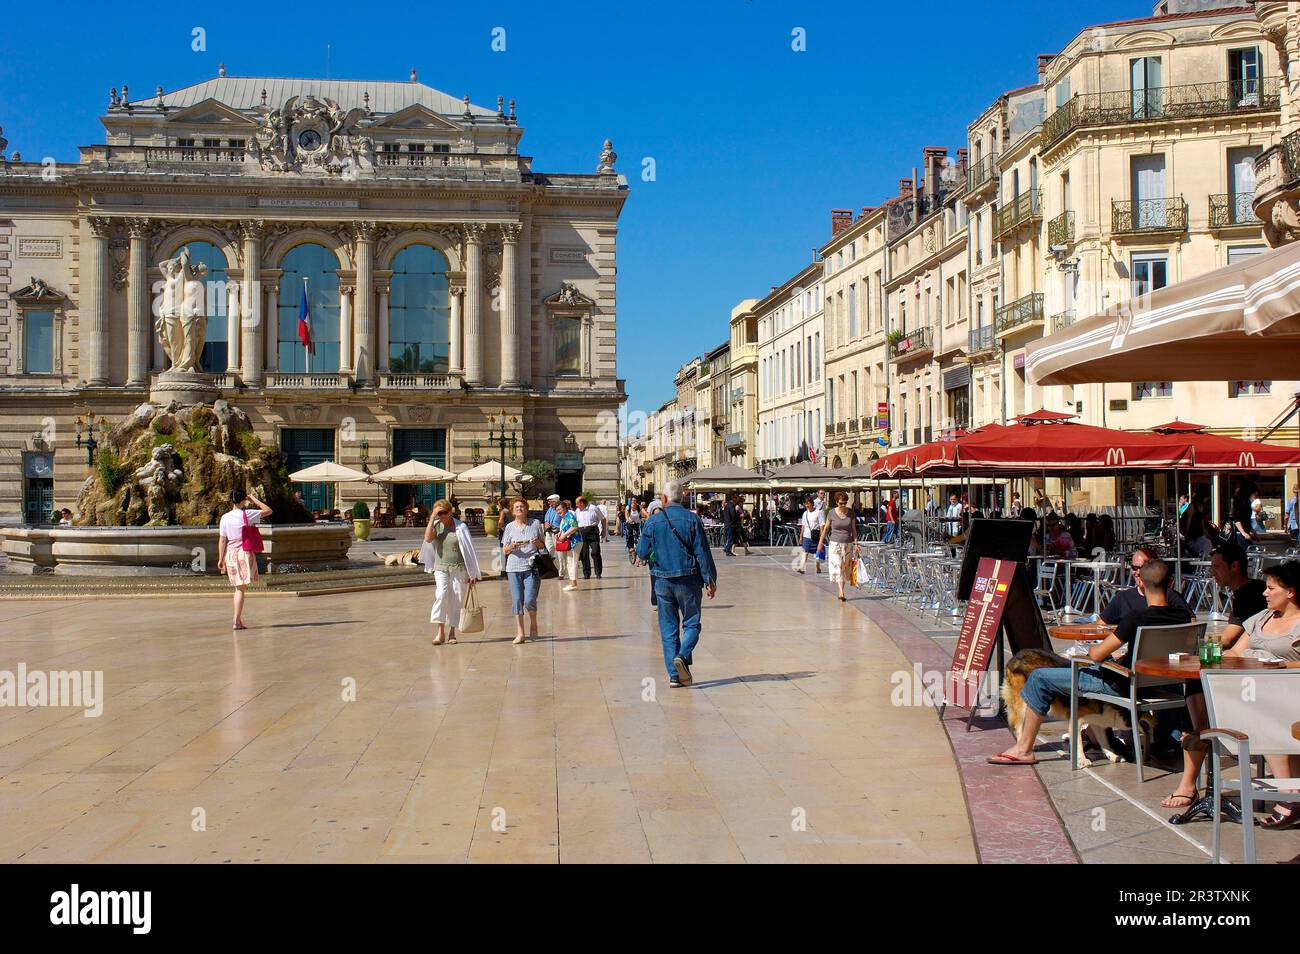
[951,413,1194,472]
[1150,421,1300,470]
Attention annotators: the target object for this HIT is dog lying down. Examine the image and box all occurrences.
[375,548,423,567]
[1002,648,1156,769]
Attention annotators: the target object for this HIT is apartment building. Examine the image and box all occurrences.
[727,300,760,468]
[755,265,824,469]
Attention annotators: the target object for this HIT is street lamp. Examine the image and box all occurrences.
[75,410,103,466]
[486,411,519,496]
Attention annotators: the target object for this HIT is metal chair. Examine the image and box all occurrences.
[1201,669,1300,864]
[1034,560,1062,619]
[1068,622,1204,780]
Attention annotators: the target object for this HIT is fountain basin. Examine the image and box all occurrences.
[1,523,354,576]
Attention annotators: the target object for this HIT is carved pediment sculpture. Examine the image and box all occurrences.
[251,95,374,176]
[544,281,595,309]
[12,276,62,301]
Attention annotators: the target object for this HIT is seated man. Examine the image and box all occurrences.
[1209,542,1267,650]
[1101,546,1192,624]
[990,558,1192,765]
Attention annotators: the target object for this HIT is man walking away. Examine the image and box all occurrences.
[575,495,606,579]
[722,493,739,556]
[636,480,717,688]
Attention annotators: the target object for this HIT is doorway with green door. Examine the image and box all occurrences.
[392,428,448,513]
[281,428,337,515]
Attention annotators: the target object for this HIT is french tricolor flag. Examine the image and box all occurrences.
[298,278,315,357]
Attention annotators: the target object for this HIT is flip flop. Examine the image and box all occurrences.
[1161,789,1199,809]
[987,752,1037,765]
[1259,807,1300,830]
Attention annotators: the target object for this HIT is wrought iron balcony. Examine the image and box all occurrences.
[825,425,836,438]
[1048,210,1075,247]
[1112,197,1188,235]
[848,419,859,433]
[967,153,998,194]
[861,416,872,432]
[890,326,934,360]
[1043,78,1281,148]
[995,293,1044,336]
[836,421,847,434]
[724,432,745,448]
[993,190,1041,240]
[967,325,996,354]
[1049,310,1075,335]
[1209,193,1261,228]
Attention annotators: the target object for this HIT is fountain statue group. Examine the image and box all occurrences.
[156,247,210,374]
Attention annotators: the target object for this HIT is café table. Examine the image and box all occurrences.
[1293,721,1300,742]
[1134,655,1286,826]
[1048,622,1116,641]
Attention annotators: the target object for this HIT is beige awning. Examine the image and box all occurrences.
[288,461,369,482]
[456,460,531,483]
[1027,240,1300,386]
[369,459,457,483]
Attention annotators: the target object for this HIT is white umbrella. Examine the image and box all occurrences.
[370,459,457,483]
[456,460,530,483]
[288,461,369,482]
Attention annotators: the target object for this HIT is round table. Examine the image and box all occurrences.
[1049,623,1116,642]
[1134,655,1286,826]
[1293,721,1300,742]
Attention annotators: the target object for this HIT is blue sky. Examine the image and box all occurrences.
[0,0,1141,425]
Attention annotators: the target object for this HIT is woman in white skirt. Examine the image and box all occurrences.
[217,488,272,630]
[817,492,859,602]
[423,498,481,645]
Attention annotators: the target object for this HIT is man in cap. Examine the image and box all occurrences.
[543,493,563,554]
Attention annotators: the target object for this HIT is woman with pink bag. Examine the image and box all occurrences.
[217,488,272,631]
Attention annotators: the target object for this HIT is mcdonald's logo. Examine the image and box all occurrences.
[1239,452,1256,468]
[1106,447,1127,466]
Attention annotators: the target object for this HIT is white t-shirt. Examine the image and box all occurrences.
[800,509,824,540]
[219,507,263,542]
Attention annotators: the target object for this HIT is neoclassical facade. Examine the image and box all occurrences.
[0,73,627,521]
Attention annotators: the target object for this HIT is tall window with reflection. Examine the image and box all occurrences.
[389,245,450,373]
[278,244,340,372]
[555,316,581,376]
[24,311,55,373]
[181,241,228,372]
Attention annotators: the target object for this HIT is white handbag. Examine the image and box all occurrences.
[457,585,485,634]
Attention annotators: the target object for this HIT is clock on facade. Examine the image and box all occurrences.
[297,129,323,152]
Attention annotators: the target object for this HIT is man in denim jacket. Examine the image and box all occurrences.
[636,480,718,687]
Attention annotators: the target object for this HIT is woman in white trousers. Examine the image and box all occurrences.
[423,499,481,645]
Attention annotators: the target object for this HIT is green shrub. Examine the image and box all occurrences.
[351,501,370,520]
[97,448,129,495]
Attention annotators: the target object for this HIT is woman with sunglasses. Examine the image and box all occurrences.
[423,499,481,645]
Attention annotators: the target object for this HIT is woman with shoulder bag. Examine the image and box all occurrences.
[817,492,859,602]
[553,499,582,592]
[501,497,546,644]
[216,488,272,631]
[423,498,481,646]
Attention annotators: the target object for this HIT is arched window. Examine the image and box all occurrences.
[278,244,340,372]
[389,244,450,373]
[181,241,228,372]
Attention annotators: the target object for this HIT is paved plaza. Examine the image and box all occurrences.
[0,539,975,864]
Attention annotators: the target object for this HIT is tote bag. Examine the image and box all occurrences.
[241,509,264,553]
[458,585,485,634]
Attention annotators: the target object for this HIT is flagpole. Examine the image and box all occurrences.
[303,277,310,374]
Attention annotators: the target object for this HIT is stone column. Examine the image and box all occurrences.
[500,224,521,387]
[84,216,112,386]
[338,284,353,374]
[464,223,484,386]
[377,283,390,374]
[240,220,264,386]
[226,277,241,372]
[518,213,532,387]
[125,218,152,387]
[264,283,278,374]
[449,283,464,374]
[353,221,375,385]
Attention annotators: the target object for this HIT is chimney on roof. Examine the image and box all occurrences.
[831,208,853,237]
[899,178,914,197]
[1037,54,1056,84]
[923,147,947,213]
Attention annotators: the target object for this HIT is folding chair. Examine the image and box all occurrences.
[1201,669,1300,864]
[1069,622,1204,779]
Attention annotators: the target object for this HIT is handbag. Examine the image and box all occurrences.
[240,509,264,553]
[457,585,485,634]
[555,530,572,552]
[531,551,560,580]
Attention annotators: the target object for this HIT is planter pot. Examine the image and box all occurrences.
[353,519,372,541]
[483,513,499,536]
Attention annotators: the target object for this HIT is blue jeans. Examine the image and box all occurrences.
[1021,665,1123,717]
[506,568,540,615]
[654,573,703,680]
[724,526,736,554]
[881,522,896,543]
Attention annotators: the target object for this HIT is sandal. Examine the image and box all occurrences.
[987,752,1037,765]
[1160,789,1198,809]
[1259,806,1300,830]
